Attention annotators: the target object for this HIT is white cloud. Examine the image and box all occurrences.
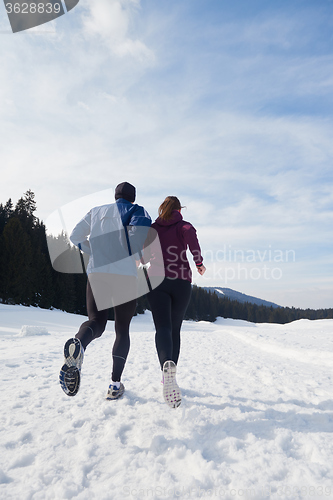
[81,0,154,62]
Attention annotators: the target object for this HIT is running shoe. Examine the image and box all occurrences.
[59,338,84,397]
[106,382,125,400]
[162,360,181,408]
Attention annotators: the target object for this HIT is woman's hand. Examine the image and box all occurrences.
[197,264,206,276]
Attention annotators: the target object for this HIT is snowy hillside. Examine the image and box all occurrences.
[202,287,280,308]
[1,304,333,499]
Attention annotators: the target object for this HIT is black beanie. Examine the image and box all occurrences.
[115,182,136,203]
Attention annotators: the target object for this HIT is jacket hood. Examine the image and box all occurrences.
[154,210,183,226]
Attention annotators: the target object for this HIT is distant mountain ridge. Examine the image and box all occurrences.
[201,287,281,309]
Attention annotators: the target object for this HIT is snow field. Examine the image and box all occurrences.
[0,305,333,499]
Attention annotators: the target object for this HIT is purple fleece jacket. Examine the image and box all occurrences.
[150,210,203,282]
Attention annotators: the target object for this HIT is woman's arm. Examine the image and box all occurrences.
[182,223,206,275]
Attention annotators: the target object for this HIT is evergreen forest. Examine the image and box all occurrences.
[0,190,332,324]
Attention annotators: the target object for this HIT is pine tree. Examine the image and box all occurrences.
[14,189,37,227]
[1,218,34,305]
[0,204,6,236]
[0,198,13,235]
[32,248,54,308]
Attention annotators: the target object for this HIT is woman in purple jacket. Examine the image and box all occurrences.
[147,196,206,408]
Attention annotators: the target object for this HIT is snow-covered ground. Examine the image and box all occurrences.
[1,304,333,500]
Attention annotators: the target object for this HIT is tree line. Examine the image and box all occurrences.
[0,190,332,324]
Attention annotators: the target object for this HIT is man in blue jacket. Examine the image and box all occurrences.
[59,182,151,400]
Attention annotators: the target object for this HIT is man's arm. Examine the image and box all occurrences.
[69,211,92,255]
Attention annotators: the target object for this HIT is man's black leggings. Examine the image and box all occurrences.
[147,278,192,369]
[75,280,136,382]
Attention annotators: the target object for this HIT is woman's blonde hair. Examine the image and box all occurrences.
[158,196,183,221]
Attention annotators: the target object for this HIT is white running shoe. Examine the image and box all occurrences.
[59,338,84,397]
[162,360,181,408]
[106,382,125,400]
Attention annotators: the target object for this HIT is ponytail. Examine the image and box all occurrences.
[158,196,183,221]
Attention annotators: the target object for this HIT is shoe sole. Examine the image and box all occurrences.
[162,360,181,408]
[59,338,83,397]
[106,383,125,400]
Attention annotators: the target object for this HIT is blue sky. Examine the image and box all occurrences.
[1,0,332,308]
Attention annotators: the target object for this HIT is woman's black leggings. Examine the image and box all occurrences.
[75,281,137,382]
[147,278,192,369]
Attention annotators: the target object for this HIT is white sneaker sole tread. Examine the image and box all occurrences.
[59,338,84,397]
[162,360,181,408]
